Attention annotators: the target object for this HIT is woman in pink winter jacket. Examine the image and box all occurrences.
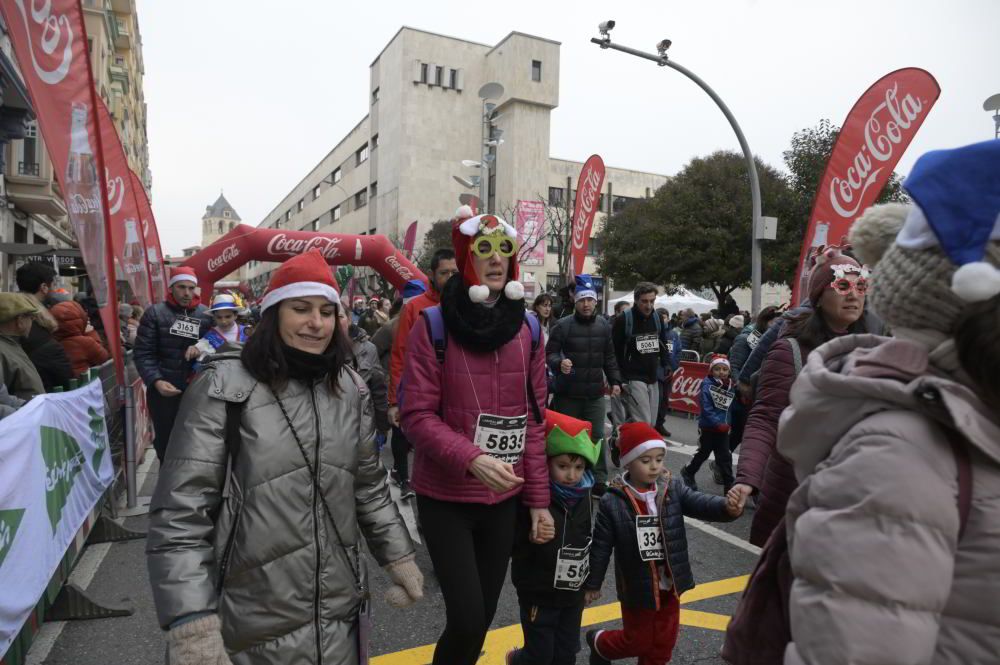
[400,208,551,665]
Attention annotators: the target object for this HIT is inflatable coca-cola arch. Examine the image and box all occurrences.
[181,225,427,299]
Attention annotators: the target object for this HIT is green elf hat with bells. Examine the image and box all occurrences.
[545,410,602,468]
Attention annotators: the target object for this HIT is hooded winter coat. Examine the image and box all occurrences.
[778,335,1000,665]
[51,301,110,376]
[147,355,414,665]
[399,282,549,508]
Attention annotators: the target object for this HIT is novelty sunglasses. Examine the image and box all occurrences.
[472,234,518,258]
[830,276,869,296]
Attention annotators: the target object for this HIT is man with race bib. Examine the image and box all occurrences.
[611,282,672,428]
[583,422,741,665]
[400,207,551,665]
[134,266,212,461]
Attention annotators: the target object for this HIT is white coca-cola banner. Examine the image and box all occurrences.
[669,361,710,415]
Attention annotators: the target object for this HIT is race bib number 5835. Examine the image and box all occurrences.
[473,414,526,464]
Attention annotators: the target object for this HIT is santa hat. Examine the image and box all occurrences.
[168,267,198,287]
[209,293,240,313]
[574,274,598,301]
[616,422,667,467]
[260,249,340,313]
[545,410,602,468]
[893,140,1000,302]
[709,356,731,372]
[451,206,524,303]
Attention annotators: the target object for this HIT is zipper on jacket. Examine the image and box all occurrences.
[658,488,680,601]
[216,495,243,593]
[309,384,323,665]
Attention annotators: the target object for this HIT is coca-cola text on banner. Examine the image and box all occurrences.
[792,68,940,304]
[182,226,428,299]
[130,170,166,301]
[668,361,711,416]
[0,0,126,387]
[570,155,606,278]
[96,97,151,307]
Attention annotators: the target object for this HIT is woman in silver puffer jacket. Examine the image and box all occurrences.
[147,250,422,665]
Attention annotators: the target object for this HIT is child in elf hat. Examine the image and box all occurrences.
[186,293,249,364]
[681,356,737,492]
[508,410,601,665]
[583,421,742,665]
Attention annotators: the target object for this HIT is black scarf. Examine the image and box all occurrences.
[280,341,334,383]
[440,274,526,353]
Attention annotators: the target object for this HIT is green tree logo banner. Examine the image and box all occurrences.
[41,426,85,534]
[88,406,107,473]
[0,509,25,569]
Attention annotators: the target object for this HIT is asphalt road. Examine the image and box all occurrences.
[28,411,758,665]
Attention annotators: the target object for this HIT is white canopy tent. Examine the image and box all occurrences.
[607,288,717,315]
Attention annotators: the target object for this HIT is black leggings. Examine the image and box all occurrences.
[417,495,518,665]
[390,425,410,481]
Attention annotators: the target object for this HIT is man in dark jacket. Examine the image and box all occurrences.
[15,263,72,391]
[611,282,670,427]
[678,308,703,352]
[546,274,622,490]
[134,267,212,461]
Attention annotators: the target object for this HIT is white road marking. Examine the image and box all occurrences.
[27,451,157,664]
[686,518,762,556]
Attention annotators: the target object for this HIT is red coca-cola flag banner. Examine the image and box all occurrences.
[95,97,151,306]
[570,155,606,278]
[402,220,418,259]
[182,225,427,299]
[1,0,125,384]
[130,170,166,302]
[669,361,710,415]
[792,68,940,303]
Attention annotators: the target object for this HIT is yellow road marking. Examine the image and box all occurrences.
[371,574,748,665]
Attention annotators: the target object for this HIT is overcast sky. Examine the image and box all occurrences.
[139,0,999,256]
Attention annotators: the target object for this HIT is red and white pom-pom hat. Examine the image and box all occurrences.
[168,266,198,287]
[451,205,524,303]
[617,422,667,467]
[260,249,340,313]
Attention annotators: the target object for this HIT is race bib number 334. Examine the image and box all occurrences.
[636,515,665,561]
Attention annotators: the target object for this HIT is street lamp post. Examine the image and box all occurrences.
[591,23,764,314]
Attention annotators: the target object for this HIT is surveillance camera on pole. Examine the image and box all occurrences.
[453,175,480,189]
[598,20,615,36]
[656,39,672,57]
[461,159,482,168]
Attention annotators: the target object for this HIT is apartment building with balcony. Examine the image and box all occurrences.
[245,27,667,300]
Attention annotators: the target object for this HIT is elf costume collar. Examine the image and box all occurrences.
[451,206,525,304]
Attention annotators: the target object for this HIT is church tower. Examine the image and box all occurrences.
[201,192,242,283]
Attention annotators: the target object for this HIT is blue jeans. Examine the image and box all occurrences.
[512,602,584,665]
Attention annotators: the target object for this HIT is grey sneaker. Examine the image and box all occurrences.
[710,460,724,486]
[680,465,698,490]
[399,481,415,500]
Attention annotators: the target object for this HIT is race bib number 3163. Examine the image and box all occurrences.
[169,315,200,340]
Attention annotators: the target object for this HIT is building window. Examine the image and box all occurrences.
[586,236,602,256]
[298,199,305,211]
[420,62,428,83]
[217,221,224,234]
[223,210,231,218]
[371,87,379,104]
[368,227,376,236]
[356,144,368,165]
[546,273,565,293]
[371,134,379,149]
[548,187,564,206]
[435,66,443,86]
[370,182,378,198]
[532,60,542,82]
[612,195,634,213]
[332,205,341,222]
[308,219,319,232]
[229,222,235,231]
[354,189,368,209]
[546,234,560,253]
[449,68,458,89]
[332,167,342,184]
[286,210,292,221]
[314,184,322,199]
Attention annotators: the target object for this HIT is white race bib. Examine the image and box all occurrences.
[636,515,664,561]
[553,541,591,590]
[635,334,659,354]
[709,385,735,410]
[665,339,674,354]
[747,329,762,350]
[473,413,526,464]
[169,315,201,340]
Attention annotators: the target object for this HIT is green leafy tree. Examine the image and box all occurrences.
[598,150,801,309]
[418,220,455,273]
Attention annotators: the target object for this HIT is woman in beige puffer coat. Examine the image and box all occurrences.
[147,251,423,665]
[777,142,1000,665]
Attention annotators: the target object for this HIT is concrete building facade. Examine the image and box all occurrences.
[246,27,668,299]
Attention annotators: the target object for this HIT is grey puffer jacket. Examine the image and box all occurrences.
[778,335,1000,665]
[147,354,414,665]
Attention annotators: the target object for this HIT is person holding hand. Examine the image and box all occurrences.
[583,422,741,665]
[400,207,551,665]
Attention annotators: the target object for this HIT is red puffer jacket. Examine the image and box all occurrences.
[400,311,549,508]
[734,335,812,547]
[51,301,110,377]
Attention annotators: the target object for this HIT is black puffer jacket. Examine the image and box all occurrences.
[546,312,621,398]
[585,474,734,609]
[679,316,703,352]
[134,300,211,390]
[21,321,73,392]
[511,491,593,607]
